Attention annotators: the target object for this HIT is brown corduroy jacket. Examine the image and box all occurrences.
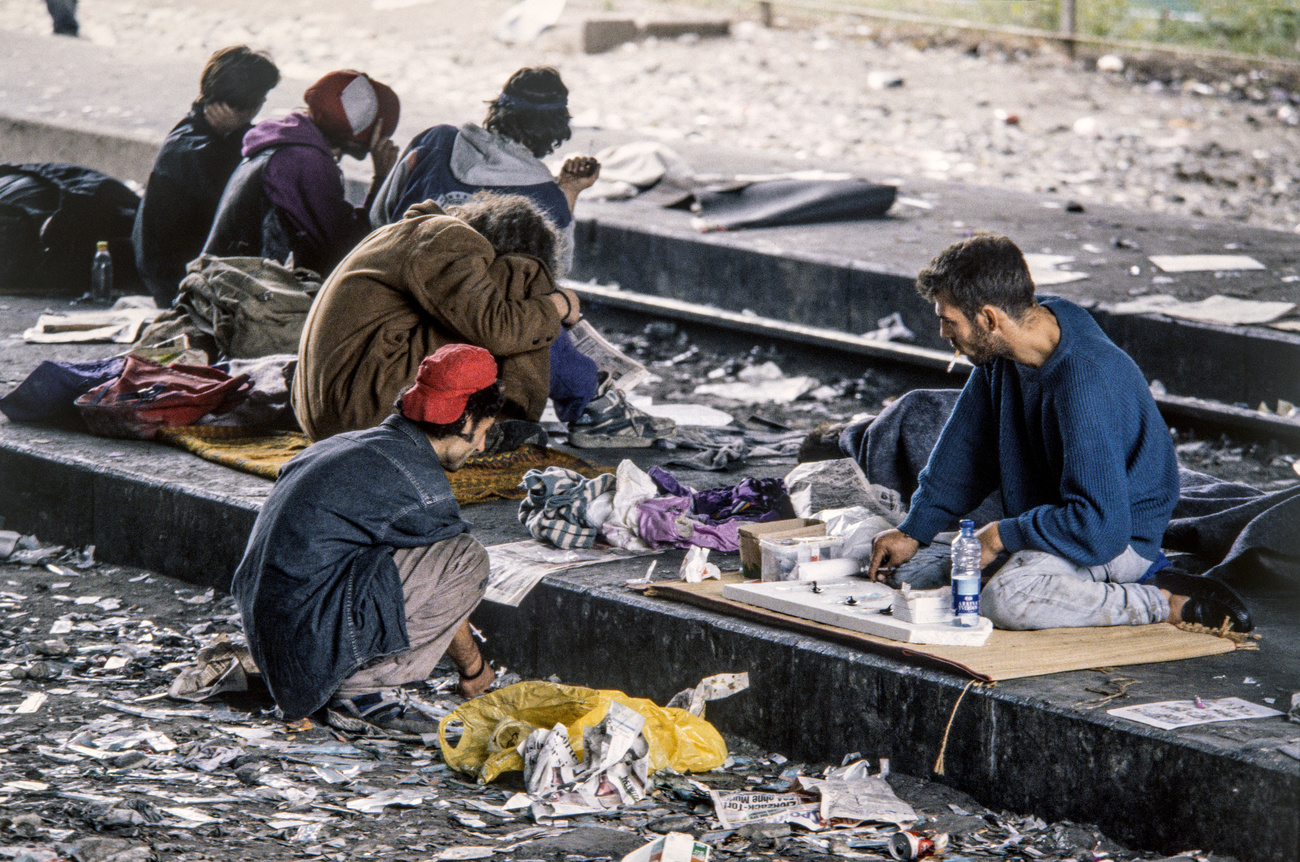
[292,201,562,441]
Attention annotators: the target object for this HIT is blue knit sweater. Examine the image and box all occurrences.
[898,297,1179,565]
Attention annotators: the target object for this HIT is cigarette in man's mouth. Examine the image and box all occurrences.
[946,350,962,373]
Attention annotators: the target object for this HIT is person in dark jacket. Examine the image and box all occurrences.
[204,69,399,278]
[233,343,502,735]
[132,46,280,307]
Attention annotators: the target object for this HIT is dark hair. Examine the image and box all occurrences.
[483,67,572,158]
[199,46,280,111]
[447,191,560,274]
[915,235,1036,322]
[396,382,505,439]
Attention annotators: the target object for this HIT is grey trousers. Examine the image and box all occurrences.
[333,533,489,698]
[892,538,1168,630]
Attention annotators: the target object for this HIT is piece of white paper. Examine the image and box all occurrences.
[1109,293,1295,325]
[485,540,655,606]
[1024,253,1088,286]
[1148,254,1265,272]
[1108,696,1284,730]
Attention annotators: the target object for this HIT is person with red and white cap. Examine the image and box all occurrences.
[232,343,503,736]
[204,69,401,277]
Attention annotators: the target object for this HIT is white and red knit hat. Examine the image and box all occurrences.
[304,70,400,147]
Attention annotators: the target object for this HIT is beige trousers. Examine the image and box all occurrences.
[333,533,489,698]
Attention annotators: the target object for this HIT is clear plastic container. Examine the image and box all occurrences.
[760,535,843,582]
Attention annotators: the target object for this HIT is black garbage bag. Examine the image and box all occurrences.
[690,178,896,231]
[0,163,141,295]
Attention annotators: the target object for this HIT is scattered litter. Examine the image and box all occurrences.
[665,672,750,717]
[1023,254,1088,286]
[623,832,710,862]
[866,71,904,90]
[1108,696,1284,730]
[694,362,819,404]
[21,297,160,344]
[167,635,259,702]
[678,545,720,583]
[493,0,565,44]
[1109,293,1295,325]
[1147,254,1266,272]
[861,312,914,343]
[484,540,657,606]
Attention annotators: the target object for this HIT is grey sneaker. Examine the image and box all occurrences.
[326,689,444,739]
[568,377,675,448]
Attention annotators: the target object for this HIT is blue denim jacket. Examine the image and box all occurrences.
[232,414,467,720]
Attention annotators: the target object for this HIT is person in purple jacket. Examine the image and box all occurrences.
[204,70,400,278]
[865,235,1252,633]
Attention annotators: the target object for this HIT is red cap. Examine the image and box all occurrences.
[400,344,498,425]
[304,70,400,147]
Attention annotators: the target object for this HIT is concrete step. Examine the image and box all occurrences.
[0,415,1296,862]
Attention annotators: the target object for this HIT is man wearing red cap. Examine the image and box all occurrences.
[204,69,400,277]
[232,344,503,736]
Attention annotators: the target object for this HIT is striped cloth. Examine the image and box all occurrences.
[518,466,617,549]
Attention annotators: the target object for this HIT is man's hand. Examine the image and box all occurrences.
[551,288,582,325]
[974,521,1004,568]
[557,156,600,214]
[557,155,600,192]
[368,125,399,183]
[867,528,920,582]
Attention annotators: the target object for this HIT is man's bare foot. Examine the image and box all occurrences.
[1162,588,1190,624]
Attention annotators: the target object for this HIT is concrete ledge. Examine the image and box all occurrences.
[573,213,1300,409]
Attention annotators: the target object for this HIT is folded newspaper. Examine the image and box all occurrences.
[566,318,651,392]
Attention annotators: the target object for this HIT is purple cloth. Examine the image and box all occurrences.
[647,465,792,525]
[242,114,371,271]
[637,495,741,552]
[0,357,126,425]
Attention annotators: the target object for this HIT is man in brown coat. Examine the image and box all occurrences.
[292,194,581,441]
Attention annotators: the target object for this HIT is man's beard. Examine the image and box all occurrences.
[955,326,1006,366]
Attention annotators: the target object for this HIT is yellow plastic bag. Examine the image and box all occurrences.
[438,681,727,784]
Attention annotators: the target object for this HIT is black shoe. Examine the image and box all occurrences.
[797,422,851,463]
[1153,570,1253,632]
[482,419,548,456]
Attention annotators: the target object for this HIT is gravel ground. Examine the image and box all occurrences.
[2,0,1299,235]
[0,555,1219,862]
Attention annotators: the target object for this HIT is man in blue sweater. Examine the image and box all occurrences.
[867,235,1251,631]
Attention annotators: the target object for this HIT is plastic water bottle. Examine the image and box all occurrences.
[950,519,982,627]
[90,240,113,304]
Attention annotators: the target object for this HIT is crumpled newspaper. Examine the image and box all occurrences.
[518,700,651,821]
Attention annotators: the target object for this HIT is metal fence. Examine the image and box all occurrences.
[731,0,1300,64]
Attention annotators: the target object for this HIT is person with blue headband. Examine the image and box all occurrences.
[371,67,596,273]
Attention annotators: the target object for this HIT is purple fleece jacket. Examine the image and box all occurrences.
[242,113,371,271]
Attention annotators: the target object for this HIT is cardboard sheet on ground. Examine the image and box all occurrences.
[1109,293,1295,325]
[645,576,1235,682]
[22,297,161,344]
[485,540,659,606]
[156,427,606,505]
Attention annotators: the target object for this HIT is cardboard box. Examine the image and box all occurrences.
[738,518,825,580]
